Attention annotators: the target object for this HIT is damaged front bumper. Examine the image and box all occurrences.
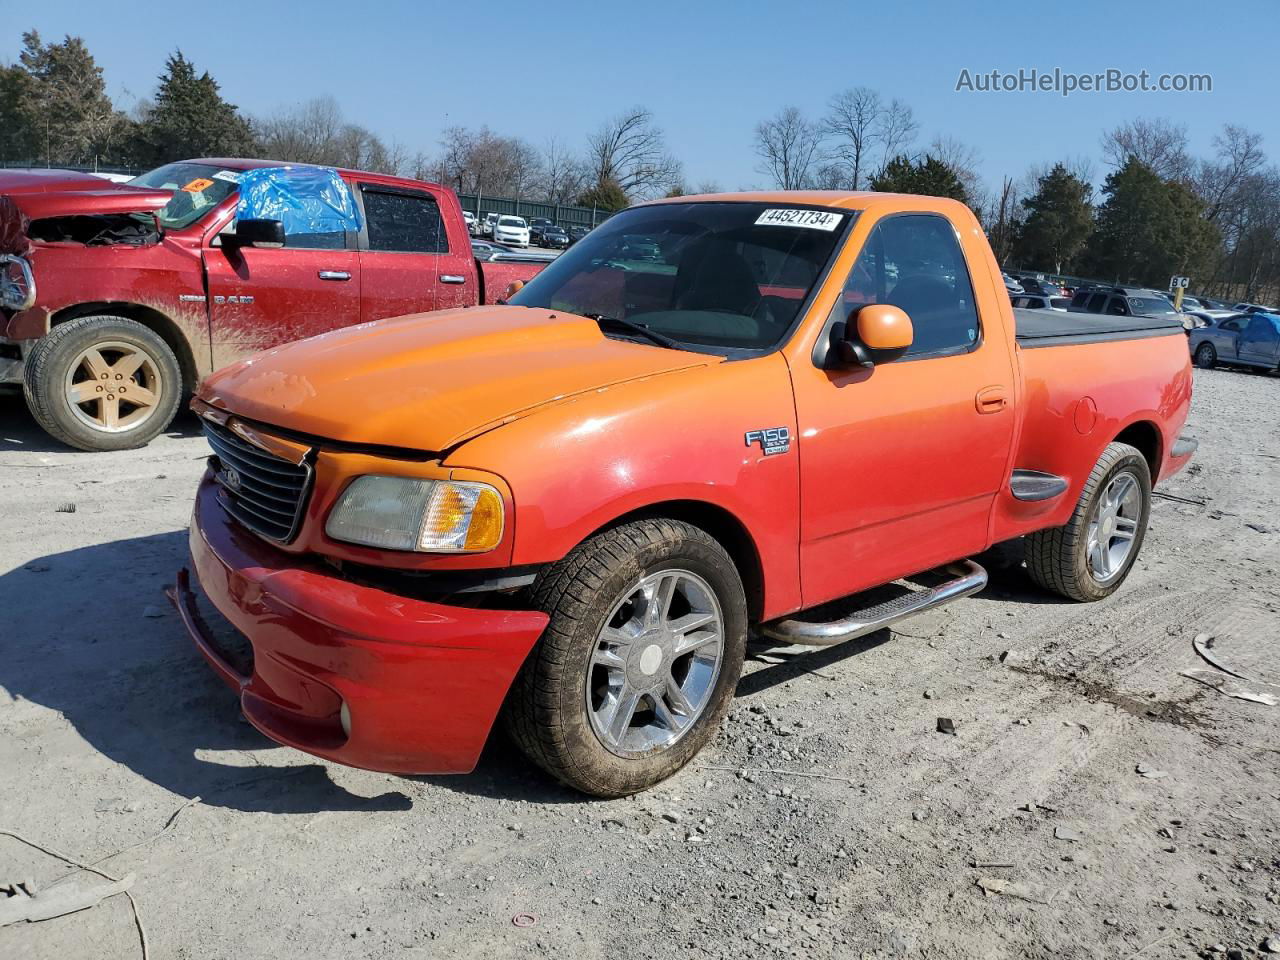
[168,474,549,774]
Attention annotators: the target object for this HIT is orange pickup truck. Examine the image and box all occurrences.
[170,190,1196,796]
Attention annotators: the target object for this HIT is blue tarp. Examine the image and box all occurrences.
[235,166,361,236]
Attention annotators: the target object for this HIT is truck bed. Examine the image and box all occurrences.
[1014,308,1184,348]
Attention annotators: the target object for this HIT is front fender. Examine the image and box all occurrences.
[445,353,804,619]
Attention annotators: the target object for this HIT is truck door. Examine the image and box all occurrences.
[1237,315,1280,367]
[788,212,1016,607]
[202,179,361,369]
[356,183,461,322]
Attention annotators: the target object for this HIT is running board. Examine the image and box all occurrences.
[759,560,988,647]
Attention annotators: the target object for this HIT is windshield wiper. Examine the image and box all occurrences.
[585,313,684,350]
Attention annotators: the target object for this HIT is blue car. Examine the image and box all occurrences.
[1190,312,1280,372]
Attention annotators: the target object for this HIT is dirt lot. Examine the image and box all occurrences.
[1,367,1278,960]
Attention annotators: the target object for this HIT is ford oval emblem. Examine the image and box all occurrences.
[222,466,243,492]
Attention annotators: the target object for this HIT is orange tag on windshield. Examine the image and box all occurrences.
[181,178,215,193]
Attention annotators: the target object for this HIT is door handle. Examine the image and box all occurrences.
[975,386,1008,414]
[318,270,351,281]
[440,274,467,284]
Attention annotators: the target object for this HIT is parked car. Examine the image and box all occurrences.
[1194,296,1230,310]
[471,239,515,261]
[1190,312,1280,371]
[1002,273,1024,295]
[1011,294,1070,311]
[171,189,1195,797]
[0,160,550,451]
[493,215,530,247]
[568,225,591,245]
[481,212,499,237]
[1069,286,1191,326]
[462,210,478,236]
[527,217,554,245]
[1232,301,1278,314]
[1018,277,1065,297]
[540,224,570,249]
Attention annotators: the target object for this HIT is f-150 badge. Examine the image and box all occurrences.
[745,427,791,456]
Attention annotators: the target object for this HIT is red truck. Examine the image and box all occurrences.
[0,160,547,451]
[169,189,1196,796]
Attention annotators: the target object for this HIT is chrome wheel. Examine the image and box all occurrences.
[64,340,163,433]
[586,568,724,757]
[1086,472,1141,583]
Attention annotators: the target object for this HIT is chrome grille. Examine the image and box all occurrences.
[203,419,312,543]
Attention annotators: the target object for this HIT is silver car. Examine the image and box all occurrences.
[1190,312,1280,371]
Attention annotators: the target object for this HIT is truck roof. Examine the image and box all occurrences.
[643,190,974,217]
[189,158,446,196]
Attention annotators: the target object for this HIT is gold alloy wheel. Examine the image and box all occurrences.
[63,340,163,433]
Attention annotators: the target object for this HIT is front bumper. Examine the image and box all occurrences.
[169,475,549,774]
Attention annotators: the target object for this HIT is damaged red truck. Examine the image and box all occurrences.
[170,190,1197,797]
[0,160,547,450]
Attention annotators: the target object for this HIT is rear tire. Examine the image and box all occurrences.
[23,315,183,452]
[505,519,747,797]
[1025,442,1151,602]
[1194,342,1216,369]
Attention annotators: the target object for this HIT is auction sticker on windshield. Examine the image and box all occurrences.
[755,208,844,231]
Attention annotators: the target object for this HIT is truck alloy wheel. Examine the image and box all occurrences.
[63,340,163,433]
[586,568,725,756]
[1025,441,1151,602]
[23,315,183,452]
[1084,472,1142,583]
[505,518,747,797]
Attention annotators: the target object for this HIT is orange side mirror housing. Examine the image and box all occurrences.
[839,304,914,367]
[504,279,525,301]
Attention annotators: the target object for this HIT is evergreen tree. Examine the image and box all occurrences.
[1016,163,1094,274]
[869,154,968,204]
[130,52,257,165]
[16,30,129,166]
[1088,157,1219,287]
[577,178,630,211]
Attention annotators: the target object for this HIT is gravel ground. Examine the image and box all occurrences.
[0,367,1278,960]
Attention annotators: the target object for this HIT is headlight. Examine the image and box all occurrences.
[325,476,504,553]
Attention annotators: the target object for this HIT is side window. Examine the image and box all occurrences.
[1220,319,1241,332]
[1086,293,1108,312]
[835,214,980,358]
[1107,297,1130,316]
[362,188,447,254]
[1071,290,1091,308]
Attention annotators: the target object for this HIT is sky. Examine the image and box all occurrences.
[3,0,1278,196]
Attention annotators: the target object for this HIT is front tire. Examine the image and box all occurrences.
[1025,442,1152,602]
[1194,342,1217,369]
[22,316,182,452]
[505,519,747,797]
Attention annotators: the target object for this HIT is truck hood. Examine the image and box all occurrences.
[199,306,719,451]
[4,187,172,220]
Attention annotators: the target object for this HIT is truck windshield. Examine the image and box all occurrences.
[508,202,850,353]
[129,162,239,230]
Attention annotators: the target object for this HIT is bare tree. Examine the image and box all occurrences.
[538,137,588,204]
[1100,117,1192,180]
[586,107,681,199]
[693,179,723,194]
[875,99,918,169]
[1196,123,1266,222]
[754,106,823,190]
[929,134,983,201]
[983,175,1023,265]
[824,87,882,189]
[432,125,542,198]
